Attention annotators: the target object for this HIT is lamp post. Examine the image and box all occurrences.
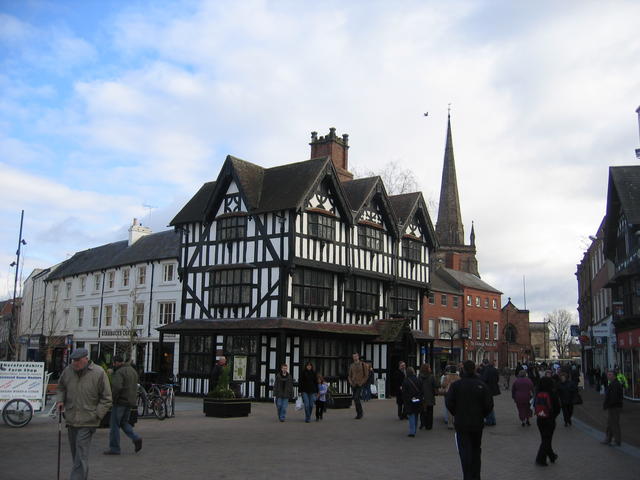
[506,297,510,368]
[443,327,469,364]
[9,210,26,361]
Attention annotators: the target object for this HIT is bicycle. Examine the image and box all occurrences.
[136,384,167,420]
[158,383,176,418]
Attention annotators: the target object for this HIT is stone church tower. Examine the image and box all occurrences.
[433,114,480,276]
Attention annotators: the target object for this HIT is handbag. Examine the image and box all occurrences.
[573,392,583,405]
[295,395,303,411]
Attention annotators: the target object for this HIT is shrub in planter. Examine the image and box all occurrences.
[203,366,251,418]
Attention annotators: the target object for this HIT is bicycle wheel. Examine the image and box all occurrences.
[152,397,167,420]
[166,391,175,418]
[136,391,148,417]
[2,399,34,428]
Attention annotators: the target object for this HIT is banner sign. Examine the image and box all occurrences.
[0,361,45,410]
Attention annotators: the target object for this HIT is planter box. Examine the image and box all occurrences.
[203,398,251,418]
[328,394,352,409]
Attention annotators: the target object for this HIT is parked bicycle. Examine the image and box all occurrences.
[136,383,167,420]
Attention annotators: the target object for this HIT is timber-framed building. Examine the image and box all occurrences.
[160,129,437,398]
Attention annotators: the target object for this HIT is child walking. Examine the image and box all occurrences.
[316,375,328,421]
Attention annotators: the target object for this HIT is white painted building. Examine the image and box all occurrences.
[17,220,181,378]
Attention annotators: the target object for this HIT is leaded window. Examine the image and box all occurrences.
[217,215,247,241]
[308,212,336,241]
[180,335,214,375]
[402,238,421,262]
[345,276,378,313]
[390,285,418,317]
[292,268,332,309]
[210,269,252,306]
[358,224,383,251]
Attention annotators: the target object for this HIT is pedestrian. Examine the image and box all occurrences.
[512,369,534,426]
[273,363,294,422]
[104,355,142,455]
[440,364,460,429]
[533,376,561,466]
[362,362,375,401]
[557,372,578,427]
[316,374,328,421]
[601,369,623,446]
[209,356,227,392]
[56,348,112,480]
[348,352,370,420]
[594,366,601,392]
[401,367,423,437]
[445,360,493,480]
[418,363,439,430]
[299,361,318,423]
[392,360,407,419]
[480,359,500,426]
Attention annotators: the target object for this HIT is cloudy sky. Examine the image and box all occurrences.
[1,0,639,322]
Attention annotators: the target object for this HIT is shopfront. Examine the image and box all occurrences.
[617,327,640,400]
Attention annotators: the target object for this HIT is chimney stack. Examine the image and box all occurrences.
[310,128,353,182]
[128,218,152,246]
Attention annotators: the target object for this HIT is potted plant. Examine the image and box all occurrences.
[327,385,352,409]
[203,366,251,417]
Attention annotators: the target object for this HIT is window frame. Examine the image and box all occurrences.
[402,237,421,262]
[104,305,113,327]
[344,276,378,314]
[118,303,128,326]
[158,301,176,325]
[358,224,384,252]
[390,285,418,319]
[77,307,84,328]
[135,302,145,326]
[210,269,252,307]
[441,294,448,306]
[122,268,130,287]
[308,212,336,241]
[163,263,175,283]
[292,268,333,310]
[452,296,459,308]
[217,215,247,242]
[91,306,99,327]
[137,266,146,286]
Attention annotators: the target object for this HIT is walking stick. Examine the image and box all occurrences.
[57,409,62,480]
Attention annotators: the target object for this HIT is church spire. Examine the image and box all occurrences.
[435,111,465,246]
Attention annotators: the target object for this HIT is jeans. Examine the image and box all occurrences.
[455,430,483,480]
[68,426,95,480]
[301,392,316,422]
[352,386,363,417]
[275,397,288,421]
[109,404,140,453]
[407,413,418,435]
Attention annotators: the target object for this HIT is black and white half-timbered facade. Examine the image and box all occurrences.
[160,129,438,398]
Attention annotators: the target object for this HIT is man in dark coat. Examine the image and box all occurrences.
[480,359,500,426]
[446,360,493,480]
[602,369,624,446]
[391,361,407,419]
[105,355,142,455]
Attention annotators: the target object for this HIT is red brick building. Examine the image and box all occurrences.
[501,299,534,367]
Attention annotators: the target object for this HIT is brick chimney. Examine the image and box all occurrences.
[310,128,353,182]
[128,218,152,246]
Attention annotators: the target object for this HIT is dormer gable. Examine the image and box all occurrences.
[346,177,399,238]
[390,192,438,250]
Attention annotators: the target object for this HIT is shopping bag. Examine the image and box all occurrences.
[295,396,303,411]
[370,384,378,395]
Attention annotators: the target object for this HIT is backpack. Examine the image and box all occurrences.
[534,391,551,418]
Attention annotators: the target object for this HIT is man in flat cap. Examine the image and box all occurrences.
[57,348,112,480]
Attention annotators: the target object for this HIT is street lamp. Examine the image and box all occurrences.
[9,210,26,361]
[442,327,469,364]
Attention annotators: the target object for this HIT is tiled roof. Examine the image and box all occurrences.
[611,166,640,224]
[388,192,421,225]
[170,181,216,226]
[440,267,502,294]
[429,268,462,295]
[47,230,180,280]
[342,177,379,212]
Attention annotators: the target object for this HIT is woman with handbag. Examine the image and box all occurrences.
[401,367,423,437]
[273,364,294,422]
[557,372,578,426]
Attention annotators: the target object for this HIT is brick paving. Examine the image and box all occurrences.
[1,388,638,480]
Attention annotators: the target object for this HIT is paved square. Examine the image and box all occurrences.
[2,391,638,479]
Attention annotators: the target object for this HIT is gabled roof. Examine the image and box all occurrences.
[438,267,502,294]
[176,155,353,225]
[341,176,399,237]
[342,177,379,212]
[389,192,438,250]
[170,181,216,226]
[604,166,640,258]
[47,230,180,281]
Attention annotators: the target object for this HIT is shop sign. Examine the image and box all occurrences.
[591,324,610,337]
[0,361,45,410]
[376,378,386,399]
[469,341,497,348]
[617,328,640,349]
[100,329,143,337]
